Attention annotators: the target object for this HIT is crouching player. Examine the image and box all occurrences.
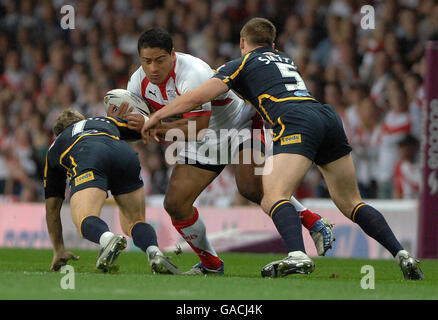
[44,109,180,274]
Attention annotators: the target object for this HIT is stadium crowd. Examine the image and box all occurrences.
[0,0,437,203]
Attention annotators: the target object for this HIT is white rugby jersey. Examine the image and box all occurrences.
[127,52,257,132]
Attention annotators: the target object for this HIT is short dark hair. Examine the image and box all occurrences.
[398,134,419,148]
[240,17,276,47]
[137,28,173,54]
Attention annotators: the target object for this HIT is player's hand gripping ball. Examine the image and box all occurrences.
[103,89,151,117]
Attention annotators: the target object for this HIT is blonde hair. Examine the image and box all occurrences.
[240,17,276,47]
[53,109,85,136]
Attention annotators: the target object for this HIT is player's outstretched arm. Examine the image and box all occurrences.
[141,78,228,142]
[45,197,79,271]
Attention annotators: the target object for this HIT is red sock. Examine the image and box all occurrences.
[172,208,222,270]
[299,209,321,230]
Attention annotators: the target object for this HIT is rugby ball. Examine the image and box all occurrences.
[103,89,151,116]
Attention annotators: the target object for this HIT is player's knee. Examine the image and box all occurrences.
[260,196,274,215]
[235,170,263,204]
[237,183,262,205]
[120,223,131,237]
[124,219,145,237]
[335,197,363,219]
[163,193,193,220]
[71,212,89,234]
[74,213,100,237]
[163,194,178,217]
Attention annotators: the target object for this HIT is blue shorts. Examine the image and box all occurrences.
[272,102,352,165]
[68,139,143,196]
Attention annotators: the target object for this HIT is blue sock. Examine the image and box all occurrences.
[270,200,306,253]
[80,216,110,244]
[131,222,158,252]
[352,203,403,257]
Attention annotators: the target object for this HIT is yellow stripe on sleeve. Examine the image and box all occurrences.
[106,117,128,127]
[226,52,252,82]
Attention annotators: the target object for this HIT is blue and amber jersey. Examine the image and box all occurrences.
[213,46,318,126]
[44,116,140,199]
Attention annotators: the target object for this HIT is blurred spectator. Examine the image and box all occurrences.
[132,142,169,196]
[409,56,427,140]
[396,8,424,66]
[394,134,420,199]
[345,83,368,135]
[44,83,82,129]
[1,50,24,90]
[349,97,380,198]
[369,51,391,108]
[4,126,39,201]
[376,84,411,198]
[82,83,106,117]
[323,82,350,134]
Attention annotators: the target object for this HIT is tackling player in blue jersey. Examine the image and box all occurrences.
[140,18,423,280]
[44,109,180,274]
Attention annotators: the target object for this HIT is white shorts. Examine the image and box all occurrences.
[176,113,266,167]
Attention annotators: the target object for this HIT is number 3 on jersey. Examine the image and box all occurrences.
[275,62,307,92]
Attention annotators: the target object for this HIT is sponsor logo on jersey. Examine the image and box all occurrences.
[294,90,311,97]
[280,134,301,145]
[74,171,95,186]
[167,89,177,98]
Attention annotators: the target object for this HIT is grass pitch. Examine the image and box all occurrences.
[0,248,437,300]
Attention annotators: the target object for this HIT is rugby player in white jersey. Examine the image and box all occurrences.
[109,28,334,274]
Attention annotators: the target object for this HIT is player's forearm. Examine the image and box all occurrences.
[160,117,209,140]
[143,79,227,135]
[47,211,64,251]
[45,198,65,252]
[154,78,227,121]
[160,120,189,138]
[154,92,202,122]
